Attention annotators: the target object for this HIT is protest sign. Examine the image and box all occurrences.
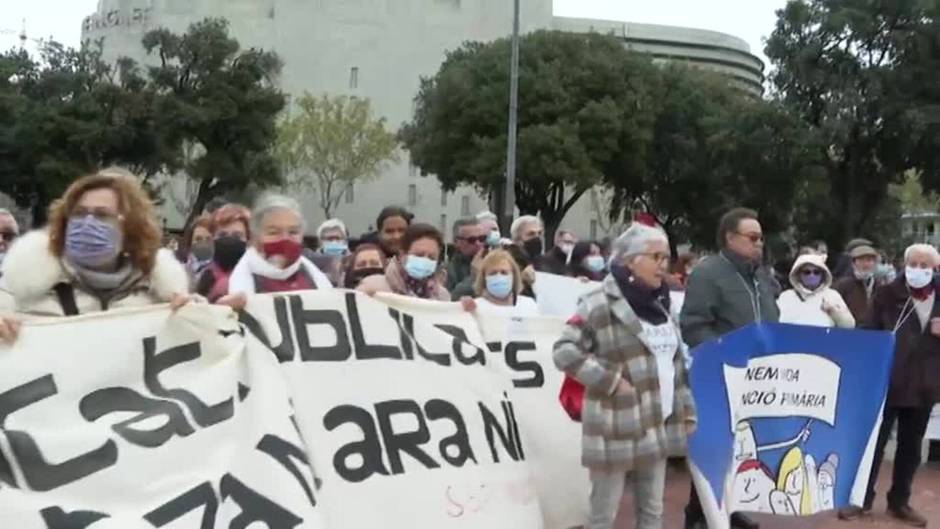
[688,323,894,529]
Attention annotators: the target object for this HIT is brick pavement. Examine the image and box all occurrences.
[607,461,940,529]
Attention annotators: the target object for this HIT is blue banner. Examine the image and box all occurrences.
[687,323,894,528]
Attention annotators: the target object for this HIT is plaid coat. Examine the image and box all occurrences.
[553,275,697,472]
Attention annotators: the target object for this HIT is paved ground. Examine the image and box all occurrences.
[609,460,940,529]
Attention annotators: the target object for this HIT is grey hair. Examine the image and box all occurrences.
[609,223,669,265]
[452,217,480,239]
[251,194,306,235]
[904,243,939,265]
[554,229,574,244]
[510,215,542,241]
[317,218,347,239]
[476,210,498,223]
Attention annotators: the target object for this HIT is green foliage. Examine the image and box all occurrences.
[766,0,940,251]
[401,30,658,241]
[277,93,399,218]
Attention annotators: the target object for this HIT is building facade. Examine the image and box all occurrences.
[82,0,763,241]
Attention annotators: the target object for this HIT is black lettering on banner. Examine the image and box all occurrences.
[143,337,234,428]
[219,473,303,529]
[323,405,390,483]
[486,342,501,353]
[504,342,545,388]
[288,295,351,362]
[238,298,296,363]
[479,395,524,463]
[40,506,109,529]
[345,293,401,360]
[256,434,317,506]
[388,309,415,360]
[375,400,440,474]
[79,387,195,448]
[0,375,117,491]
[0,441,12,486]
[504,397,525,460]
[424,399,477,467]
[401,314,450,366]
[144,482,217,529]
[238,383,250,402]
[434,325,486,366]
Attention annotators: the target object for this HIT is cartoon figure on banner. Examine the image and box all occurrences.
[729,419,840,515]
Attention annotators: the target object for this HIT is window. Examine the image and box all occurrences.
[345,183,354,203]
[441,190,448,207]
[409,163,417,177]
[439,214,447,233]
[349,67,359,89]
[461,195,470,216]
[408,184,417,206]
[590,220,598,240]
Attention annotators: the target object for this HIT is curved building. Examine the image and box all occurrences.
[81,0,764,239]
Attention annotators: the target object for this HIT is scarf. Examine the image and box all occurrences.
[66,258,142,302]
[398,261,433,299]
[206,262,233,303]
[610,265,670,325]
[910,284,935,301]
[228,247,332,295]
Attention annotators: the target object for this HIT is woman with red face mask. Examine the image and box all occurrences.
[226,195,333,297]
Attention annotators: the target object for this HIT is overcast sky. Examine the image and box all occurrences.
[1,0,788,66]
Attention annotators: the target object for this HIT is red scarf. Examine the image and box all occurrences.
[207,263,233,302]
[910,284,935,301]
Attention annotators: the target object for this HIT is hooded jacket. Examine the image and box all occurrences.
[777,254,855,328]
[0,230,189,317]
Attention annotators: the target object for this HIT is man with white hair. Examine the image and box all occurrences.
[476,210,502,247]
[510,215,544,258]
[316,219,349,257]
[536,229,578,275]
[838,243,940,527]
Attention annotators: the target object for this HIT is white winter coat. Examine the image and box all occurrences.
[777,254,855,328]
[0,230,189,317]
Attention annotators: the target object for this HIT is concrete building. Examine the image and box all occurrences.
[81,0,763,241]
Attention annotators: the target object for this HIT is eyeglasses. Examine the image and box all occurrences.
[71,207,121,224]
[736,232,764,244]
[458,236,487,244]
[639,252,670,264]
[0,231,17,242]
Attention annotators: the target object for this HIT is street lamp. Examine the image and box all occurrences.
[500,0,520,234]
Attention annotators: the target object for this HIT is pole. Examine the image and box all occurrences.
[502,0,520,235]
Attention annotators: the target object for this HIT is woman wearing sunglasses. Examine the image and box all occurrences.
[777,253,855,328]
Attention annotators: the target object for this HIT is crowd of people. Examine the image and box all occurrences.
[0,169,937,529]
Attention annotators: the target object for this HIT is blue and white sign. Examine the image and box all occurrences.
[687,323,894,529]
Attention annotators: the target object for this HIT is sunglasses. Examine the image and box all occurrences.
[0,231,17,243]
[736,232,764,243]
[459,236,487,244]
[801,269,823,277]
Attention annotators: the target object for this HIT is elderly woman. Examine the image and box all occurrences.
[227,195,333,296]
[553,223,696,529]
[194,203,251,302]
[459,249,538,316]
[777,253,855,328]
[0,169,190,340]
[342,243,387,289]
[317,219,349,258]
[839,244,940,527]
[358,223,449,300]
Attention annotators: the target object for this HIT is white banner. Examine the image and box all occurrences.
[0,290,584,529]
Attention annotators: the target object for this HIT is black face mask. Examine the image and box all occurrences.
[213,237,247,271]
[345,267,385,288]
[522,237,543,259]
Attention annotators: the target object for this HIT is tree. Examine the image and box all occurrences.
[277,93,399,219]
[606,64,821,254]
[765,0,940,252]
[142,18,286,230]
[0,43,172,224]
[401,30,658,242]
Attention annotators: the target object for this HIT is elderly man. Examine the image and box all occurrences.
[681,207,779,529]
[0,208,19,271]
[536,229,577,275]
[833,242,880,323]
[476,211,502,247]
[838,244,940,527]
[511,215,544,259]
[317,219,349,258]
[446,218,485,291]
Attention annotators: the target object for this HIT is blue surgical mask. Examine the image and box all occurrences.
[486,274,513,299]
[585,255,606,273]
[65,215,122,268]
[486,230,501,247]
[906,266,933,289]
[404,255,437,280]
[322,240,348,257]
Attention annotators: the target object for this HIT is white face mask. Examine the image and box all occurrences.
[905,266,933,289]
